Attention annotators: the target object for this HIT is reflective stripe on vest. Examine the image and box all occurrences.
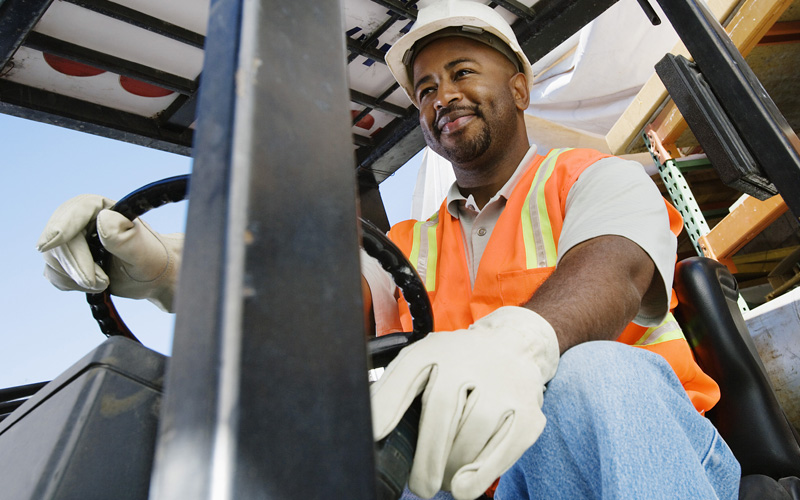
[409,148,572,289]
[409,211,439,291]
[632,312,685,346]
[521,148,570,269]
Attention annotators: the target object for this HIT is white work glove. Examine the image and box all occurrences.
[371,306,560,500]
[36,194,183,312]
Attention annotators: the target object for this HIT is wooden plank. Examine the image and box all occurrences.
[524,113,611,152]
[733,245,799,264]
[759,20,800,44]
[698,194,789,262]
[606,0,793,154]
[732,245,800,273]
[727,0,796,51]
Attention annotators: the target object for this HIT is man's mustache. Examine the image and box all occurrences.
[434,105,481,134]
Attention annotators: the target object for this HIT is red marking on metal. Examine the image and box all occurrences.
[43,53,105,77]
[119,76,174,98]
[351,110,375,130]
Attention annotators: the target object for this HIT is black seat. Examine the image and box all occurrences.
[673,257,800,479]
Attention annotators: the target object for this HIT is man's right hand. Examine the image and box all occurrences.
[371,306,560,500]
[36,194,183,312]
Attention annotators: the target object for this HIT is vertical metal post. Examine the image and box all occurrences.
[654,0,800,218]
[150,0,376,498]
[148,0,242,496]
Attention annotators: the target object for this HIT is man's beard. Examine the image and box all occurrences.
[423,106,491,165]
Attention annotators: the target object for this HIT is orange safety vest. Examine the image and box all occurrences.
[388,148,720,414]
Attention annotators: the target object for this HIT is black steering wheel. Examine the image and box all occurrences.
[85,174,433,362]
[85,175,189,343]
[85,174,431,498]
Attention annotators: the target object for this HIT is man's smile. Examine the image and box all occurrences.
[436,108,477,134]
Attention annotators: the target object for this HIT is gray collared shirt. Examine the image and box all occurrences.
[445,145,540,287]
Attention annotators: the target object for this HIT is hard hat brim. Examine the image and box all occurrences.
[384,6,534,107]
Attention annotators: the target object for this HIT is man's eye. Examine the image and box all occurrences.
[418,87,435,99]
[455,69,473,78]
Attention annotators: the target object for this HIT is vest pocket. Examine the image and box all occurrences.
[497,267,555,307]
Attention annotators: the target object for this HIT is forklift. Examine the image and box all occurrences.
[0,0,798,498]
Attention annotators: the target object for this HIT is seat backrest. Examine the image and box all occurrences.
[673,257,800,478]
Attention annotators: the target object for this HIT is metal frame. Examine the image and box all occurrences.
[0,0,625,179]
[653,0,800,219]
[0,0,54,68]
[0,79,194,155]
[513,0,621,62]
[654,53,777,200]
[63,0,205,48]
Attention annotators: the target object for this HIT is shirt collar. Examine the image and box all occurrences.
[445,144,539,218]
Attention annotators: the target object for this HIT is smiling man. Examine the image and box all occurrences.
[413,38,527,184]
[366,1,741,499]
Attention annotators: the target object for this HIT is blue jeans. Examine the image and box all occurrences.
[401,341,741,499]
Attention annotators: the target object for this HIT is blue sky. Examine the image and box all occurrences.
[0,112,421,389]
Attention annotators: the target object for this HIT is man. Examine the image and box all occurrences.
[366,2,738,499]
[37,1,740,499]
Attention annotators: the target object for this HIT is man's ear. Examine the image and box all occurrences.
[510,72,530,111]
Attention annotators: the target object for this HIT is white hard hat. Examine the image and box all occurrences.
[385,0,534,107]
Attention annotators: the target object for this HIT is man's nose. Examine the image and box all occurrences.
[434,81,462,110]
